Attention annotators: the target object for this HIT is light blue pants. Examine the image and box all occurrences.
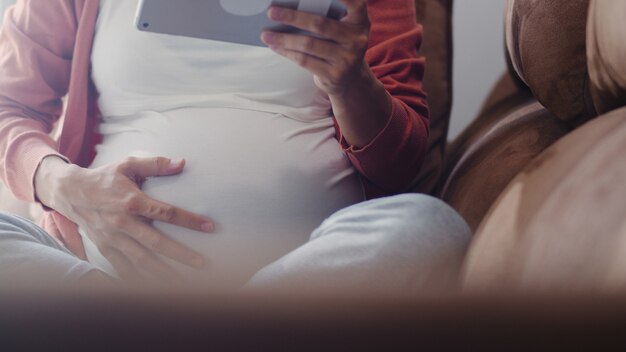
[0,194,471,294]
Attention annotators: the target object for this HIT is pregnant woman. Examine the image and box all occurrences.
[0,0,470,293]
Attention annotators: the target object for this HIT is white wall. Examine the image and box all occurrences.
[449,0,507,139]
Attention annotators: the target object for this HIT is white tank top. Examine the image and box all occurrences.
[84,0,365,288]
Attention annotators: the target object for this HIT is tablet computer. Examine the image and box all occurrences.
[135,0,348,47]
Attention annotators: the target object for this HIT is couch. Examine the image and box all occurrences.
[417,0,626,292]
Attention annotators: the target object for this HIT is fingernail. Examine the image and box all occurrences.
[170,158,184,167]
[268,7,282,20]
[261,32,274,44]
[202,222,214,232]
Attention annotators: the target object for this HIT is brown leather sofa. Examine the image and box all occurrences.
[461,0,626,293]
[414,0,626,292]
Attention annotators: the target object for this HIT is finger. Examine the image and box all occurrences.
[101,247,140,281]
[261,32,342,64]
[268,45,332,78]
[267,6,351,43]
[124,220,206,269]
[113,234,181,280]
[339,0,369,24]
[128,194,214,233]
[121,156,186,179]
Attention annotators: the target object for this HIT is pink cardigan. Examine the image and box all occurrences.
[0,0,428,258]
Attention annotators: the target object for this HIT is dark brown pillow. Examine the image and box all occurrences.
[411,0,454,195]
[505,0,596,124]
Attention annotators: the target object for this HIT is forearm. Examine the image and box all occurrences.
[329,62,392,148]
[258,0,428,195]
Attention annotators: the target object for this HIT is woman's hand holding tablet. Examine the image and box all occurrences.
[262,0,393,150]
[260,0,370,97]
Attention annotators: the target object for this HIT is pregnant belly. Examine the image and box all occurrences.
[82,108,365,289]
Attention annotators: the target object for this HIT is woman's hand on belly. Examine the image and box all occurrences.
[35,156,214,280]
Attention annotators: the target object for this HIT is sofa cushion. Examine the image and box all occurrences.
[505,0,596,124]
[462,107,626,292]
[411,0,453,194]
[586,0,626,114]
[444,72,534,181]
[441,96,569,232]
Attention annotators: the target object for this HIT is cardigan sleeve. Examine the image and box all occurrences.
[0,0,76,202]
[335,0,429,198]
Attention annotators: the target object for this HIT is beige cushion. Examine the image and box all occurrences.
[587,0,626,114]
[462,106,626,292]
[505,0,595,124]
[411,0,454,194]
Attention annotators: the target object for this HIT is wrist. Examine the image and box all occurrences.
[329,62,392,148]
[34,155,74,209]
[328,61,376,101]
